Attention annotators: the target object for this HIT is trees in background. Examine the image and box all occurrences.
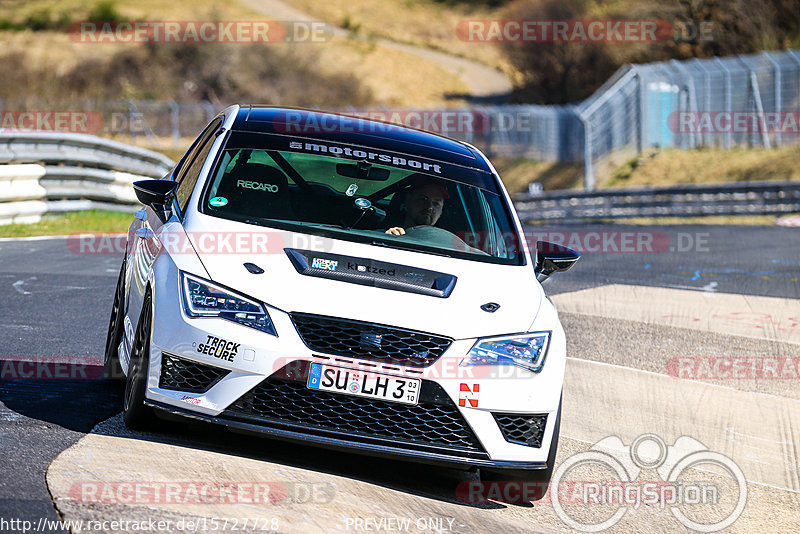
[501,0,800,104]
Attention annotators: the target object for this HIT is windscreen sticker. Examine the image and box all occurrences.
[237,180,279,192]
[209,196,228,207]
[288,140,442,174]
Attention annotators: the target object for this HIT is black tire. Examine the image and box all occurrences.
[123,293,154,430]
[103,258,126,381]
[479,398,562,502]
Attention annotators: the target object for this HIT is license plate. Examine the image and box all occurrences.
[306,363,420,405]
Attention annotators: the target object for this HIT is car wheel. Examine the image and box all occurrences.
[103,258,126,380]
[479,398,562,502]
[123,293,154,430]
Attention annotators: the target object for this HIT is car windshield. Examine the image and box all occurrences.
[200,141,523,265]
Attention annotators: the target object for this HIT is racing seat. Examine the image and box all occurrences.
[216,163,296,220]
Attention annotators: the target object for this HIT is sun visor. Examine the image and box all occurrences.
[284,249,457,298]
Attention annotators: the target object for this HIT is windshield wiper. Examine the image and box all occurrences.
[371,239,452,257]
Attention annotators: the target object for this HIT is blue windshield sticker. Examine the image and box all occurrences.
[209,196,228,207]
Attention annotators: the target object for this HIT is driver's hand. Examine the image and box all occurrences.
[385,227,405,235]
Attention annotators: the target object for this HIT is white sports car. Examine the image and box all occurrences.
[104,106,579,498]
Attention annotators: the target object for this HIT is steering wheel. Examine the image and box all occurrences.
[403,226,488,255]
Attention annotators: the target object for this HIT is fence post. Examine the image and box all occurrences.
[580,114,594,191]
[669,59,700,148]
[634,70,643,155]
[714,57,733,150]
[693,58,712,148]
[761,51,782,147]
[746,70,771,150]
[170,101,180,149]
[202,101,215,123]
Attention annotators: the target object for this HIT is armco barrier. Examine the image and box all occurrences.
[514,180,800,221]
[0,132,174,224]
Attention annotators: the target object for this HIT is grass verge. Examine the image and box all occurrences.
[0,210,132,238]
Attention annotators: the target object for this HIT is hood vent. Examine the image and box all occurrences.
[284,249,457,298]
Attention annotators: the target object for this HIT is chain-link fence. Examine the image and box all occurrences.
[1,49,798,190]
[575,48,800,189]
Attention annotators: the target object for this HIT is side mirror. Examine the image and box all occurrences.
[133,179,179,223]
[535,241,580,283]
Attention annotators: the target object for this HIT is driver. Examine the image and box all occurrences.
[386,176,450,235]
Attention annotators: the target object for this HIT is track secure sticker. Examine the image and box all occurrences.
[209,196,228,207]
[197,335,240,362]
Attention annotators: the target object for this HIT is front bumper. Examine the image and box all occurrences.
[144,262,566,467]
[145,397,549,471]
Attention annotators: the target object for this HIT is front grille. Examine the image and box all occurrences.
[159,354,229,393]
[224,362,483,453]
[290,313,452,367]
[493,413,548,448]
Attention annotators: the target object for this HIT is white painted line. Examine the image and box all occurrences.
[563,358,800,492]
[0,233,126,242]
[12,277,35,295]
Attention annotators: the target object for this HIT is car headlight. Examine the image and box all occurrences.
[460,332,550,373]
[181,272,277,336]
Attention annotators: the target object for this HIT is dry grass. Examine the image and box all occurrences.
[494,144,800,199]
[493,157,584,194]
[0,0,259,21]
[605,145,800,187]
[0,0,470,108]
[289,0,511,71]
[311,36,468,107]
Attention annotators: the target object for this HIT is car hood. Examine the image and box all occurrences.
[179,216,543,340]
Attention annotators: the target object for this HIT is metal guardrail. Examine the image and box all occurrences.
[0,132,174,224]
[514,181,800,221]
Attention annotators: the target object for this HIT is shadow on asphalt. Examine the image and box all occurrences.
[0,378,123,433]
[87,410,546,510]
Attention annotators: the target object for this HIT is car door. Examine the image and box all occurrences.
[123,117,223,357]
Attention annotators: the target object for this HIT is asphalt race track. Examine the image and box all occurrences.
[0,224,798,533]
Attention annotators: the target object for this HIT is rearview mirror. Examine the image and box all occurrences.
[133,179,179,223]
[535,241,580,283]
[336,162,390,181]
